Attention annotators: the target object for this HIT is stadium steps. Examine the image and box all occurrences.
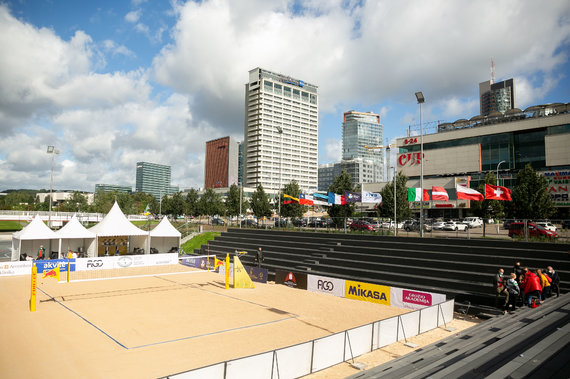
[345,293,570,379]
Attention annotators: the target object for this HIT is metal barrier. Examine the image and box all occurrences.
[166,299,455,379]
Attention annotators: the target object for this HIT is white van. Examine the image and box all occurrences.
[462,217,483,228]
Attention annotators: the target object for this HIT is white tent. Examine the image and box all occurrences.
[54,214,96,258]
[88,202,149,256]
[11,215,57,260]
[149,217,181,254]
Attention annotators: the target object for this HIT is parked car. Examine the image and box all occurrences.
[240,219,257,227]
[292,218,307,227]
[349,220,377,231]
[432,221,446,230]
[404,220,432,232]
[273,218,289,227]
[508,222,558,239]
[535,221,557,232]
[443,221,468,231]
[462,217,483,228]
[211,217,225,225]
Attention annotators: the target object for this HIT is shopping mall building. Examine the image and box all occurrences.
[363,103,570,219]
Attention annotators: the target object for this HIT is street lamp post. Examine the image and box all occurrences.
[415,92,425,238]
[496,160,506,186]
[392,166,397,237]
[47,146,59,229]
[276,126,283,229]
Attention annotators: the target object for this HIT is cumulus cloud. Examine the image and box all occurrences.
[322,138,342,163]
[125,9,142,23]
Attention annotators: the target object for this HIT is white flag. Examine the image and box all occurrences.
[362,191,382,203]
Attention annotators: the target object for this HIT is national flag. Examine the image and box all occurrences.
[344,191,362,203]
[362,191,382,203]
[407,188,429,201]
[283,194,300,203]
[283,200,295,205]
[485,184,512,201]
[299,194,314,205]
[328,192,346,205]
[456,185,484,201]
[313,193,329,201]
[431,186,449,201]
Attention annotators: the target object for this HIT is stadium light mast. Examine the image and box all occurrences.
[47,145,59,229]
[415,91,425,238]
[496,160,506,186]
[276,126,283,229]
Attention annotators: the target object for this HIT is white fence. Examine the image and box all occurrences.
[167,299,455,379]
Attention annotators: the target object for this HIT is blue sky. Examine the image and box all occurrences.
[1,0,569,192]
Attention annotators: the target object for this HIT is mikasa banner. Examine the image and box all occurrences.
[307,274,345,297]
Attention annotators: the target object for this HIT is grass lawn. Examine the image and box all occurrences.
[0,221,23,231]
[181,232,220,253]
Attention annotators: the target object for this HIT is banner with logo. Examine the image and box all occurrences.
[390,287,446,310]
[76,253,178,271]
[34,259,74,273]
[275,270,308,290]
[307,274,345,297]
[0,261,33,276]
[345,280,390,305]
[244,266,268,283]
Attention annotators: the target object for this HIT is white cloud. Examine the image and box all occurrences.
[322,138,342,163]
[125,9,142,23]
[102,40,136,58]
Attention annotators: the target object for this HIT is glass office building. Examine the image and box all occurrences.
[342,111,384,182]
[135,162,177,200]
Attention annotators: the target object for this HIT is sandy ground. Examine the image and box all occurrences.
[0,265,425,379]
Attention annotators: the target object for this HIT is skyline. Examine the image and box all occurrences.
[1,1,569,192]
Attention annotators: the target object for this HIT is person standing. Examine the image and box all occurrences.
[537,269,551,300]
[504,273,520,313]
[513,262,524,282]
[38,245,46,260]
[255,247,264,268]
[546,266,560,298]
[522,270,542,307]
[494,268,508,308]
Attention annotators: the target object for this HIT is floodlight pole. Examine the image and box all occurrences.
[276,126,283,229]
[415,92,425,238]
[47,146,59,229]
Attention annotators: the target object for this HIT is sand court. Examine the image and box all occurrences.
[1,265,410,378]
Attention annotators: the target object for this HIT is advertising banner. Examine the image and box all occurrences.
[345,280,390,305]
[244,265,268,283]
[34,259,74,273]
[390,287,446,310]
[76,253,178,271]
[275,270,308,290]
[0,261,33,276]
[307,274,345,297]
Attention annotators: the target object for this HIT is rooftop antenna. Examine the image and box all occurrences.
[490,58,495,84]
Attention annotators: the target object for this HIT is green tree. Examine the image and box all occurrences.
[250,184,272,219]
[471,172,505,221]
[132,192,154,214]
[280,180,306,218]
[59,191,89,212]
[184,189,200,216]
[164,192,185,217]
[510,164,555,219]
[327,170,355,226]
[198,188,225,217]
[378,172,411,221]
[225,184,242,217]
[92,190,115,213]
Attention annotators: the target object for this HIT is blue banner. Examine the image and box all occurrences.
[244,265,268,283]
[34,259,75,273]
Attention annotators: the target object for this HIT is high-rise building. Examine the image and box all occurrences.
[135,162,177,200]
[243,67,318,193]
[479,78,515,116]
[342,110,383,182]
[318,158,376,191]
[95,184,132,194]
[204,136,241,189]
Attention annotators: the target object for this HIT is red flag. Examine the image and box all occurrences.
[485,184,512,201]
[456,185,484,201]
[431,186,449,201]
[423,189,430,201]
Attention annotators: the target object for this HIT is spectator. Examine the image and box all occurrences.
[513,261,524,282]
[545,266,560,298]
[38,245,45,260]
[521,270,542,307]
[504,273,520,313]
[537,269,551,299]
[494,268,508,308]
[255,247,264,268]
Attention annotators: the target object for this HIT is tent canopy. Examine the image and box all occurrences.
[89,202,147,237]
[55,214,96,239]
[12,215,57,240]
[150,217,181,237]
